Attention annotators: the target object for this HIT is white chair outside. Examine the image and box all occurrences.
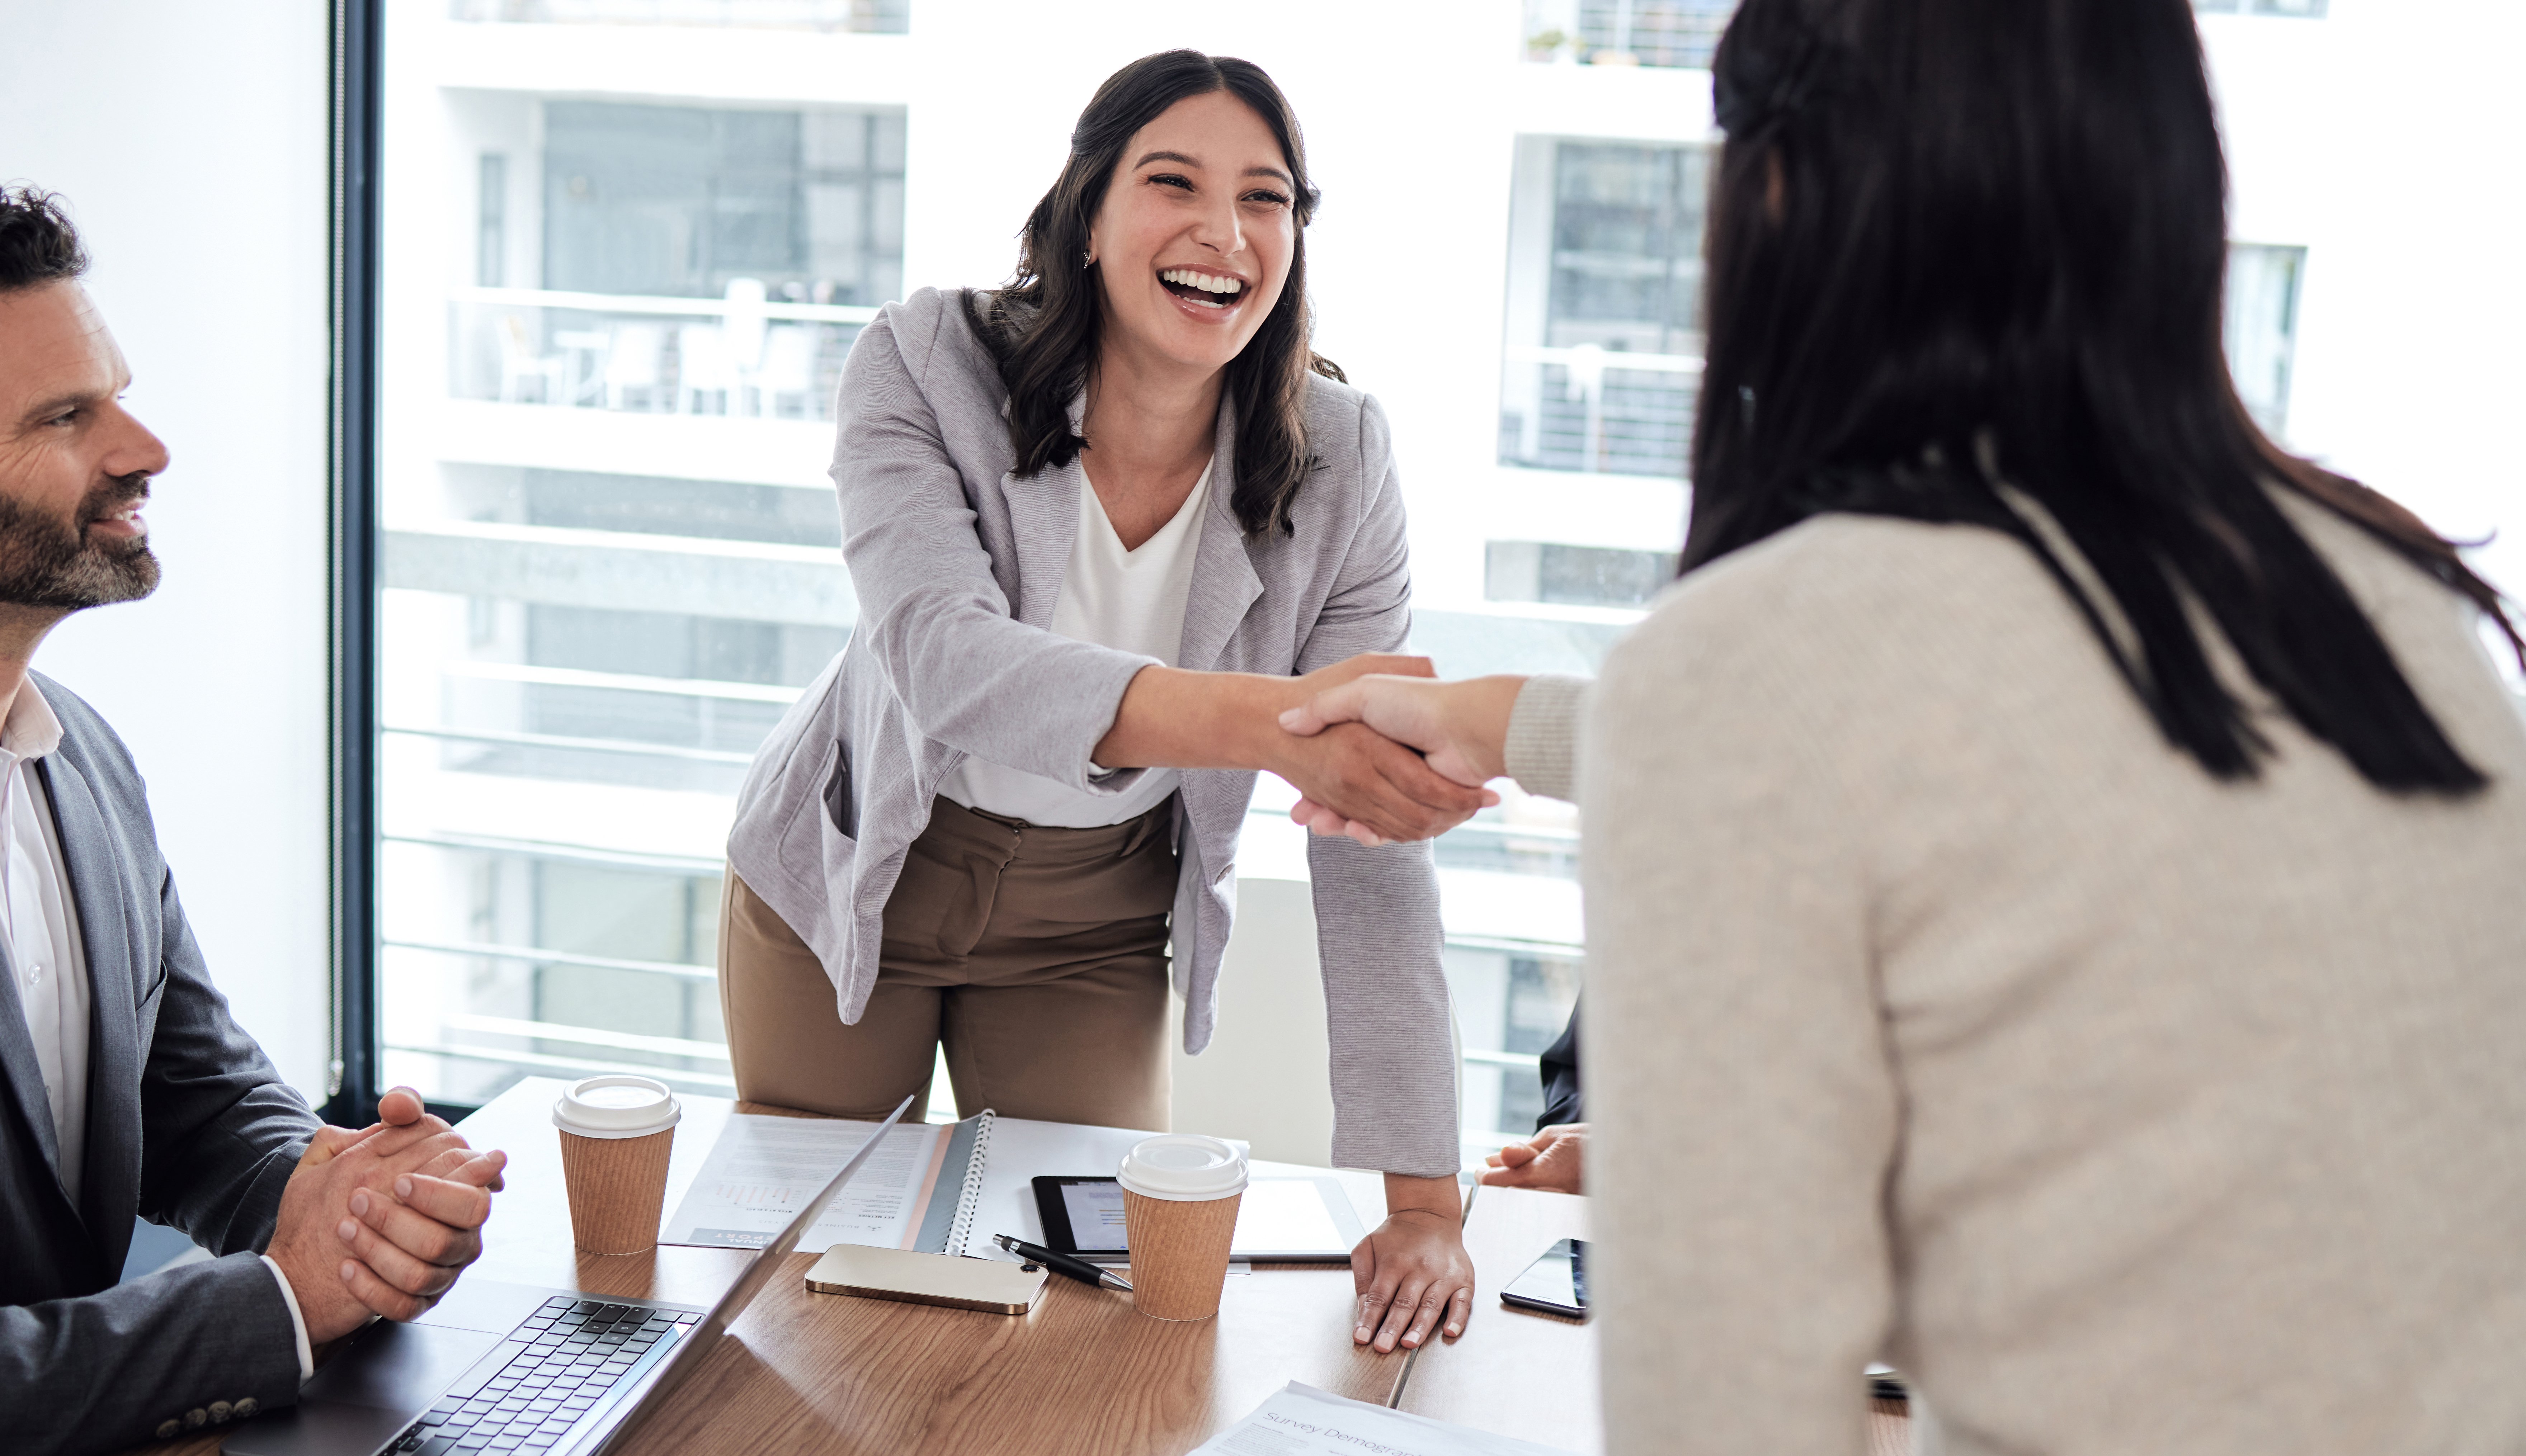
[721,276,769,411]
[496,313,564,404]
[600,323,668,412]
[676,323,739,414]
[751,324,820,419]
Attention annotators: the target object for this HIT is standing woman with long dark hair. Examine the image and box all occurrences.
[724,50,1483,1351]
[1568,0,2526,1449]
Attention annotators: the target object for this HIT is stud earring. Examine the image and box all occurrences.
[1081,250,1095,269]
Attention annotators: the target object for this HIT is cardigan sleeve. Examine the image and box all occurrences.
[1291,393,1460,1178]
[1503,672,1590,803]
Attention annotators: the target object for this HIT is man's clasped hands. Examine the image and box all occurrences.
[267,1087,506,1344]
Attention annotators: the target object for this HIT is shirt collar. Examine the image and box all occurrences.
[0,679,65,764]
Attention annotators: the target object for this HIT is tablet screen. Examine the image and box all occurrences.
[1060,1179,1131,1253]
[1035,1175,1363,1259]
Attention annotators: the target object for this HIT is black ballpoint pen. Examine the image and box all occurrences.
[992,1233,1133,1292]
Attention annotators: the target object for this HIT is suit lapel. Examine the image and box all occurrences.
[1177,394,1264,672]
[38,753,142,1248]
[997,391,1089,629]
[1000,456,1081,629]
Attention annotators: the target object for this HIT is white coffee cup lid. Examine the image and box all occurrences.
[1117,1134,1248,1201]
[552,1075,682,1139]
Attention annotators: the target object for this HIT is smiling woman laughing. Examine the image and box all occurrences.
[722,50,1486,1355]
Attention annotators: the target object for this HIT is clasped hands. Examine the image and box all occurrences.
[265,1086,508,1344]
[1272,660,1527,847]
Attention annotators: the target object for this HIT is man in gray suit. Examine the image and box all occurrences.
[0,187,509,1455]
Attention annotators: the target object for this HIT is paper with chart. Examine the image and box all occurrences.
[1191,1382,1577,1456]
[659,1113,953,1252]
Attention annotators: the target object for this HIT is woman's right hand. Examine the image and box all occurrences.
[1276,673,1527,845]
[1264,657,1500,844]
[1092,653,1494,842]
[1268,719,1494,844]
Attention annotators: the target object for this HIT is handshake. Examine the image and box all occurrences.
[1267,657,1530,848]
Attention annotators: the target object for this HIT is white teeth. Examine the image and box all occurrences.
[1162,268,1241,295]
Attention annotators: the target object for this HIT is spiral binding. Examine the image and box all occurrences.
[942,1109,998,1257]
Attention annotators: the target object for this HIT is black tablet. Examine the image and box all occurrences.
[1029,1174,1366,1262]
[1032,1176,1132,1257]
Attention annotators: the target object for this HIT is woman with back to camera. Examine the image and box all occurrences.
[724,50,1484,1352]
[1291,0,2526,1446]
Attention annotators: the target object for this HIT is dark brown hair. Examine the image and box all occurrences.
[0,186,88,293]
[1687,0,2519,791]
[963,49,1342,537]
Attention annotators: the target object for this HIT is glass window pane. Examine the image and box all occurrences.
[380,6,903,1103]
[2225,243,2306,439]
[1528,0,1739,69]
[1500,139,1707,479]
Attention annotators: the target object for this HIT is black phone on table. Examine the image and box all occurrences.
[1500,1237,1589,1319]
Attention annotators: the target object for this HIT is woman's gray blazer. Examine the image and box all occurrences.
[728,288,1457,1177]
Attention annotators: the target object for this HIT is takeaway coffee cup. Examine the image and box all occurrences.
[1118,1134,1248,1321]
[552,1075,682,1256]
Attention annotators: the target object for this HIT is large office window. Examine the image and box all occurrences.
[377,9,903,1103]
[369,4,1616,1154]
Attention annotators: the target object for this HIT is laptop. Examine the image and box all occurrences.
[225,1093,915,1456]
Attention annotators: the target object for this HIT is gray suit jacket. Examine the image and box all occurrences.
[728,288,1458,1176]
[0,673,321,1455]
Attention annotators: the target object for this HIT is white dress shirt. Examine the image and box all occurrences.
[1,682,90,1202]
[0,680,312,1381]
[941,456,1215,827]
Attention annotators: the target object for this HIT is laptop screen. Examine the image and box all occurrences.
[580,1092,915,1455]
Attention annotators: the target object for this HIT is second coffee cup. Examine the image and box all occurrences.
[1118,1134,1248,1321]
[552,1074,682,1256]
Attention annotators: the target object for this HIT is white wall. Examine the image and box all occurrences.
[1,0,334,1098]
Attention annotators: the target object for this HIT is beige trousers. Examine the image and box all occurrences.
[719,795,1178,1129]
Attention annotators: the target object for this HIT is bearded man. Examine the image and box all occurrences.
[0,186,508,1456]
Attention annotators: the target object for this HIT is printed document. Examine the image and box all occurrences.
[1192,1382,1576,1456]
[659,1114,952,1251]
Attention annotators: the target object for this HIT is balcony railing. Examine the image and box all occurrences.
[1527,0,1736,68]
[1499,343,1702,478]
[448,285,878,422]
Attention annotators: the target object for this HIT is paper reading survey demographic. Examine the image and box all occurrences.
[660,1114,951,1251]
[1191,1383,1578,1456]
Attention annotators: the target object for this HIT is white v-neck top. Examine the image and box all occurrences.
[939,457,1214,828]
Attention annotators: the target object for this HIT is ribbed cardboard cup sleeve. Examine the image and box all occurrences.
[1123,1187,1243,1321]
[557,1126,675,1256]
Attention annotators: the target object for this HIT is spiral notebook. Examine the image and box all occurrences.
[659,1109,1003,1256]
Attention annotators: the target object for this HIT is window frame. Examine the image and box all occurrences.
[328,0,392,1123]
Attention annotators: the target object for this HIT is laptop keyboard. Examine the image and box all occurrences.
[388,1296,701,1456]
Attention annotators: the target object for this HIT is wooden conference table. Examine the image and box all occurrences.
[147,1078,1628,1456]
